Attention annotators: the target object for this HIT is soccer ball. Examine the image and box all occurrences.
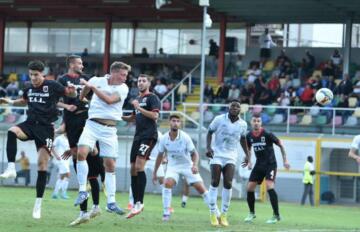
[315,88,333,105]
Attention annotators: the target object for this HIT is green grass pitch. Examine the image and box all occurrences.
[0,187,359,231]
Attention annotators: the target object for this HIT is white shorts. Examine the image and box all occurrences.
[78,119,118,158]
[58,160,70,174]
[210,156,236,168]
[146,160,165,177]
[165,165,203,185]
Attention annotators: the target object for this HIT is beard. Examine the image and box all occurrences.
[171,127,178,132]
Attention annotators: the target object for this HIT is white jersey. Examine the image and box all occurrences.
[208,113,248,160]
[53,135,70,171]
[88,75,129,121]
[351,135,360,151]
[149,131,163,161]
[158,130,196,168]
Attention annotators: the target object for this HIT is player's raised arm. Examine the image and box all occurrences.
[80,78,121,104]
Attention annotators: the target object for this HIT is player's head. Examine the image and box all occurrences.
[110,61,131,83]
[251,114,262,130]
[169,114,181,132]
[28,60,45,87]
[137,74,151,93]
[66,55,83,75]
[228,99,241,117]
[307,156,313,163]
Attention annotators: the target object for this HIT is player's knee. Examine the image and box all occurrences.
[211,178,220,187]
[223,180,232,189]
[164,179,174,188]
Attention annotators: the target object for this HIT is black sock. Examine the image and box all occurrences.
[73,158,77,173]
[36,171,47,198]
[137,171,147,204]
[268,189,279,216]
[80,199,88,212]
[247,191,255,214]
[131,175,138,203]
[6,131,17,163]
[89,178,100,205]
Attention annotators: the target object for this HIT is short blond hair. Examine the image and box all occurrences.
[110,61,131,72]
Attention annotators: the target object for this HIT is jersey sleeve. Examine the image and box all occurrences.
[147,94,160,112]
[157,136,165,153]
[208,116,220,132]
[241,121,248,137]
[22,87,29,100]
[57,76,67,86]
[52,81,66,97]
[268,132,281,145]
[351,135,360,150]
[88,76,97,85]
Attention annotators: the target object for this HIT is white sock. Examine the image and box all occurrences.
[209,185,218,213]
[61,178,69,193]
[8,162,15,170]
[35,198,42,207]
[129,186,134,205]
[162,187,172,215]
[76,160,88,192]
[53,179,62,195]
[105,172,116,204]
[221,188,232,214]
[182,195,188,203]
[201,191,211,209]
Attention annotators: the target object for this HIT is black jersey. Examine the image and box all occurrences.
[133,93,160,141]
[58,74,90,120]
[23,80,66,125]
[246,128,280,167]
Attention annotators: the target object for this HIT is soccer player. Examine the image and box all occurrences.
[206,99,250,227]
[128,131,165,209]
[58,55,105,225]
[153,114,211,222]
[0,60,76,219]
[244,115,290,224]
[51,133,71,199]
[73,61,129,217]
[122,74,160,218]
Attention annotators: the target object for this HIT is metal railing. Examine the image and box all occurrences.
[182,103,360,135]
[160,62,201,111]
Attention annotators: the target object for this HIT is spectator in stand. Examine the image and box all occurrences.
[257,88,272,105]
[309,75,322,90]
[322,60,335,78]
[246,63,262,83]
[240,83,254,105]
[258,28,276,66]
[279,60,293,80]
[300,83,315,106]
[154,78,168,98]
[299,58,309,85]
[208,39,219,77]
[81,48,88,57]
[305,50,315,77]
[215,82,229,103]
[276,49,291,64]
[335,73,353,97]
[140,47,150,58]
[267,73,281,101]
[158,48,167,58]
[352,74,360,99]
[330,49,342,77]
[204,83,214,103]
[171,65,183,82]
[6,79,19,99]
[285,86,297,106]
[227,84,240,102]
[325,75,337,92]
[253,75,267,101]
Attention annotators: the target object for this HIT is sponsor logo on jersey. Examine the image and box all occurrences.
[43,86,48,92]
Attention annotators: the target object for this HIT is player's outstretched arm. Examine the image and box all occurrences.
[57,102,77,112]
[349,148,360,164]
[121,114,136,122]
[0,97,27,106]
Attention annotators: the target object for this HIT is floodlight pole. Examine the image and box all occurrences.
[198,4,207,151]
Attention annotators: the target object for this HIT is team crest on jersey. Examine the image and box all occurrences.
[142,97,147,103]
[43,86,48,92]
[261,136,265,143]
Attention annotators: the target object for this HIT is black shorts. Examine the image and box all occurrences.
[17,120,54,151]
[130,138,157,163]
[249,164,277,184]
[260,48,271,58]
[87,154,105,179]
[64,112,88,148]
